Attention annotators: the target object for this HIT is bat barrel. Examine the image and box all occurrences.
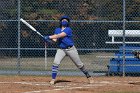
[20,18,44,38]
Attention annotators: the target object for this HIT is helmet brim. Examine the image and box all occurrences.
[60,16,70,22]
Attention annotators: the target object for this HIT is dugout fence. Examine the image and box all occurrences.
[0,0,140,76]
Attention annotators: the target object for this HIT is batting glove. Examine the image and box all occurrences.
[43,36,50,42]
[43,36,55,44]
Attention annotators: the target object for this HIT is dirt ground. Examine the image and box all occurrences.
[0,75,139,93]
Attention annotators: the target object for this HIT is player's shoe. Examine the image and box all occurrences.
[87,77,94,84]
[50,79,55,85]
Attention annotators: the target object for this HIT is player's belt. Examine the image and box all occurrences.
[60,45,73,49]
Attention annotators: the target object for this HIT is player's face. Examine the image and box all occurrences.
[60,19,69,27]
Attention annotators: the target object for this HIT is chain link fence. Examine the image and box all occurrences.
[0,0,140,76]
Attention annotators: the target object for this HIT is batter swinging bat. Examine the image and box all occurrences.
[20,18,44,38]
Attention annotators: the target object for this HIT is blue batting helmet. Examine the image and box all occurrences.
[60,15,70,22]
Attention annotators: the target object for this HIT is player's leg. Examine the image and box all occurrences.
[79,65,94,83]
[50,49,66,85]
[66,46,93,83]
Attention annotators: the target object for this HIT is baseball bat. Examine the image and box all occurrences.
[20,18,44,38]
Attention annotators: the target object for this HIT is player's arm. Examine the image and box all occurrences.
[52,38,57,42]
[43,32,67,43]
[49,32,67,39]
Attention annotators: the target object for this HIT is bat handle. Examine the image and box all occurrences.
[37,32,44,37]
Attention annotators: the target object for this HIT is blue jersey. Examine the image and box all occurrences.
[54,27,74,48]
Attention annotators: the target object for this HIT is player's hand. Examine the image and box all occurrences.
[43,36,55,44]
[43,36,50,42]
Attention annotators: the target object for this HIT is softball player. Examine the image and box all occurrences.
[43,15,93,85]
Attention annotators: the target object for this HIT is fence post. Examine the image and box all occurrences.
[122,0,126,77]
[17,0,21,75]
[45,43,47,70]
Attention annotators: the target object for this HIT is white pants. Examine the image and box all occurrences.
[53,46,84,68]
